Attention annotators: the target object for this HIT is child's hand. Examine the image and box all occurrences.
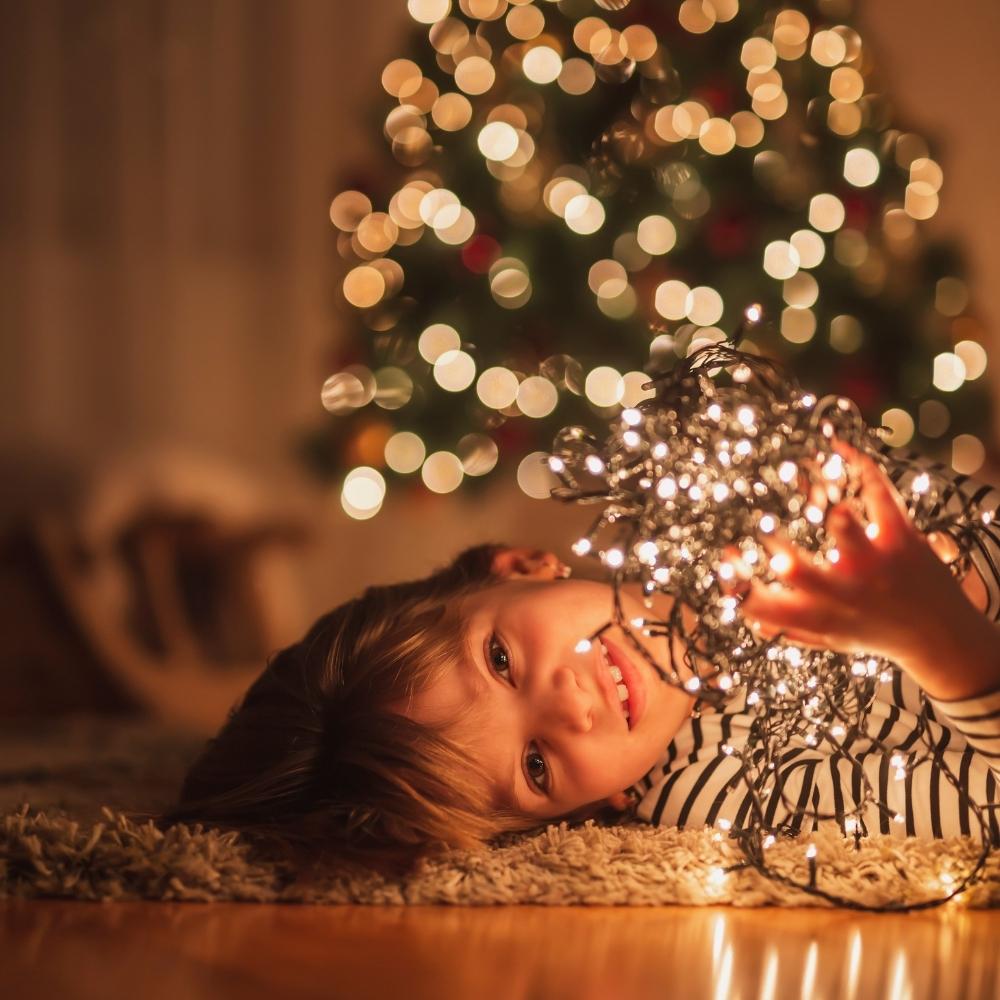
[738,439,987,675]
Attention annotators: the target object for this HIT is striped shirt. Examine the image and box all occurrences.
[635,446,1000,842]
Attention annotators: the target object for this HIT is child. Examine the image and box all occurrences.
[162,442,1000,873]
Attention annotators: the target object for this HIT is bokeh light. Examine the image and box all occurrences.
[433,349,476,392]
[477,366,520,409]
[809,193,846,232]
[564,194,606,235]
[343,265,386,308]
[763,241,800,280]
[341,467,386,520]
[844,148,879,187]
[585,366,625,407]
[458,433,499,476]
[933,353,967,392]
[517,451,559,499]
[373,367,414,410]
[418,323,461,363]
[382,429,424,473]
[954,340,987,380]
[408,0,451,25]
[790,229,826,268]
[636,215,677,255]
[517,375,559,418]
[330,191,372,231]
[654,279,691,320]
[523,46,563,84]
[952,434,985,475]
[918,399,950,438]
[880,407,915,447]
[421,450,464,493]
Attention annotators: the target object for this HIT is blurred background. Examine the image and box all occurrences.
[1,0,998,732]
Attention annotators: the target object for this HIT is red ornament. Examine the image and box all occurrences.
[492,418,533,455]
[835,364,884,413]
[706,209,752,259]
[842,191,873,232]
[692,79,736,118]
[462,235,502,274]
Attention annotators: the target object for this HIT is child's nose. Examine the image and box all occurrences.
[544,665,593,733]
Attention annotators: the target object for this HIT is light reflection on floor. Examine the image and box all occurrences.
[4,899,999,1000]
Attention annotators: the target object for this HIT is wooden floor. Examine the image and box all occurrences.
[3,900,999,1000]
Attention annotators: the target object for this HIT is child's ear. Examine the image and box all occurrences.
[490,547,570,580]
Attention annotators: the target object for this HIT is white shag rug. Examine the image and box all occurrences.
[3,804,1000,909]
[2,714,999,908]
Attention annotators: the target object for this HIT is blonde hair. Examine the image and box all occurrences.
[159,545,536,876]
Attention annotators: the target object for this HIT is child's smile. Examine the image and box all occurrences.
[394,575,695,822]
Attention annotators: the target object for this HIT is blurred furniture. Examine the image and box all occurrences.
[6,452,308,735]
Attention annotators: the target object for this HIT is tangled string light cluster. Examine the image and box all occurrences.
[548,327,996,910]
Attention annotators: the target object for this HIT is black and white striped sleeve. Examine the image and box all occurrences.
[930,688,1000,772]
[881,445,1000,623]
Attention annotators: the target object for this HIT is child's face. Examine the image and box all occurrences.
[396,575,695,821]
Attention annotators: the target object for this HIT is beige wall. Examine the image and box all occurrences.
[2,0,998,624]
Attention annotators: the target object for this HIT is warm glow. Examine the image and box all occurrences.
[384,432,426,474]
[517,451,559,499]
[522,46,563,84]
[558,58,596,95]
[881,408,915,447]
[330,190,372,232]
[433,349,476,392]
[343,266,386,308]
[763,241,801,280]
[954,340,987,380]
[780,307,816,344]
[933,353,966,392]
[698,118,736,155]
[421,451,464,493]
[564,194,606,235]
[418,323,461,363]
[790,229,826,268]
[458,433,499,477]
[454,56,496,95]
[809,193,846,232]
[477,366,520,409]
[585,366,625,407]
[432,92,473,131]
[636,215,677,255]
[830,315,863,353]
[517,376,558,418]
[478,121,519,161]
[685,286,724,326]
[407,0,450,24]
[654,279,691,320]
[952,434,985,475]
[342,467,386,519]
[844,148,880,187]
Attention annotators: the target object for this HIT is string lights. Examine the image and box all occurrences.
[548,312,996,910]
[314,0,992,516]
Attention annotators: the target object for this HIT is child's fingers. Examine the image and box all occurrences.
[741,580,835,647]
[832,439,910,538]
[748,617,831,651]
[758,532,831,593]
[825,502,870,563]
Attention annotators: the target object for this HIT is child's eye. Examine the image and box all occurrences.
[525,746,548,793]
[488,634,511,679]
[487,634,550,796]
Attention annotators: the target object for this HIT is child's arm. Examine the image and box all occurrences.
[878,441,1000,624]
[740,440,1000,703]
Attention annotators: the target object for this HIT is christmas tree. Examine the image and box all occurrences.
[309,0,993,519]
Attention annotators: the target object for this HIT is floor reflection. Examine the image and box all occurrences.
[4,899,999,1000]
